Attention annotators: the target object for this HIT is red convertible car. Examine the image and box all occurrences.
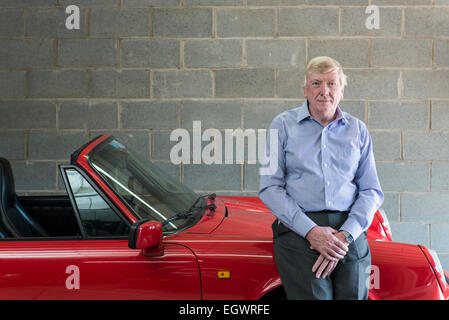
[0,134,448,300]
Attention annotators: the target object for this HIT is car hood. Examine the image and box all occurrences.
[209,196,276,239]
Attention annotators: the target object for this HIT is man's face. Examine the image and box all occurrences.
[304,69,344,119]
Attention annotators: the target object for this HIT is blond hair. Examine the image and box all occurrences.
[304,56,347,87]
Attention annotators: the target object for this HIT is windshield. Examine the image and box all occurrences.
[87,137,204,232]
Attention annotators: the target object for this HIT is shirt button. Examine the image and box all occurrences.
[323,144,327,149]
[328,201,332,206]
[324,163,328,167]
[327,181,330,185]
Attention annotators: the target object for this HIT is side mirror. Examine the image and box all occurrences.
[128,220,163,257]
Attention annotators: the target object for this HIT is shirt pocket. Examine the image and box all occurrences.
[338,146,360,178]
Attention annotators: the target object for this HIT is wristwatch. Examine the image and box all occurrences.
[341,230,354,244]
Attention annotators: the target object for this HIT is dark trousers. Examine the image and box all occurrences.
[272,211,371,300]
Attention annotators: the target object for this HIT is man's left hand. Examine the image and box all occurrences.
[311,231,350,278]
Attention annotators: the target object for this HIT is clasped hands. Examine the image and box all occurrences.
[305,226,350,279]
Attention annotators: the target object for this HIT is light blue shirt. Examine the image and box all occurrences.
[259,100,383,241]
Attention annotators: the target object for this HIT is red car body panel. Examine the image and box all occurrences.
[0,134,447,300]
[0,240,201,300]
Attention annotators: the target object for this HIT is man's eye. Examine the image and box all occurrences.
[329,82,335,86]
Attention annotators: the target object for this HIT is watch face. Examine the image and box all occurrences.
[343,231,353,243]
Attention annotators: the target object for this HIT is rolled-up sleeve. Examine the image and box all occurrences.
[258,116,317,238]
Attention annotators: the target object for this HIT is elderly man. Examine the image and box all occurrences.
[259,56,383,300]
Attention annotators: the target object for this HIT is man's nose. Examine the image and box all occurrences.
[320,84,330,95]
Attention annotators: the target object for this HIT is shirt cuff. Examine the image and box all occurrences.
[292,212,317,239]
[339,217,364,241]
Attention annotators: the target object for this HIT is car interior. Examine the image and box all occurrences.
[0,157,128,239]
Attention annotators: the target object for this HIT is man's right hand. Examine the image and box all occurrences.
[305,226,349,261]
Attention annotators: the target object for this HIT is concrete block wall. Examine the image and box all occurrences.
[1,0,449,269]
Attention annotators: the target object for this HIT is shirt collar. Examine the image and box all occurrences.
[297,100,348,126]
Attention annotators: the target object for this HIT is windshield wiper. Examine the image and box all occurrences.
[162,193,216,226]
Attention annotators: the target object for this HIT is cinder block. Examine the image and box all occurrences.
[215,69,275,98]
[120,101,179,129]
[244,163,260,191]
[26,8,86,38]
[344,70,399,99]
[59,0,118,5]
[402,192,449,222]
[59,101,118,129]
[0,0,55,6]
[181,101,242,129]
[183,163,241,191]
[389,223,428,246]
[431,162,449,191]
[58,39,116,67]
[246,40,306,67]
[0,40,53,68]
[371,132,401,161]
[340,101,365,123]
[152,132,176,161]
[309,40,369,68]
[247,0,306,4]
[371,39,432,67]
[90,8,149,37]
[279,8,338,36]
[0,132,25,160]
[121,39,179,68]
[0,9,24,37]
[403,71,449,99]
[122,0,180,6]
[405,8,449,37]
[372,0,430,4]
[184,40,242,68]
[432,101,449,130]
[93,131,150,160]
[153,70,212,98]
[404,133,449,161]
[243,101,299,129]
[306,0,367,4]
[153,162,180,182]
[434,40,449,67]
[184,0,242,5]
[151,126,219,163]
[0,71,26,98]
[341,7,402,36]
[216,8,274,37]
[277,69,305,99]
[380,192,400,222]
[153,8,212,38]
[29,131,88,160]
[90,70,149,98]
[376,162,430,192]
[11,161,56,191]
[29,70,88,98]
[369,101,428,130]
[0,101,55,129]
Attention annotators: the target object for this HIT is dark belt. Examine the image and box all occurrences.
[275,210,350,237]
[305,210,349,214]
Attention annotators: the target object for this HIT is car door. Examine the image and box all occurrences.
[0,166,201,299]
[0,240,201,299]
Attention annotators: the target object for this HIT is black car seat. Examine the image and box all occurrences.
[0,158,48,237]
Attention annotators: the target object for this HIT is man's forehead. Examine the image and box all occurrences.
[307,70,340,81]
